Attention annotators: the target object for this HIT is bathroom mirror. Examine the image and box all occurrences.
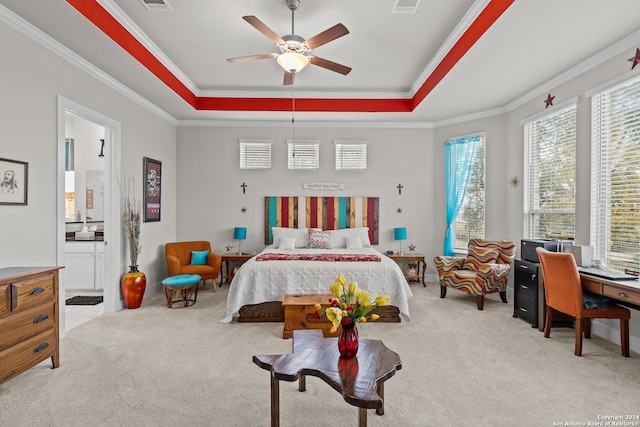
[86,170,104,222]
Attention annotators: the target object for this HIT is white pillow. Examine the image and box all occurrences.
[271,227,309,248]
[328,227,371,248]
[277,236,296,251]
[345,235,363,250]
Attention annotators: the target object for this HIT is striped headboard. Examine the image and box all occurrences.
[264,196,379,245]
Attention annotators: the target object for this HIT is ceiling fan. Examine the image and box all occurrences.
[226,0,351,86]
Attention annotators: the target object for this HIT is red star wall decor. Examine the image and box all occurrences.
[628,48,640,70]
[544,94,555,109]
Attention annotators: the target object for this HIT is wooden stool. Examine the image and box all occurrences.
[162,274,201,308]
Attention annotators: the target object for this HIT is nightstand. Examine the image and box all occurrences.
[386,253,426,286]
[220,253,255,285]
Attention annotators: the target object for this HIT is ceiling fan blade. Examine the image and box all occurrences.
[242,16,284,45]
[283,71,294,86]
[309,56,351,75]
[304,23,349,50]
[227,53,275,63]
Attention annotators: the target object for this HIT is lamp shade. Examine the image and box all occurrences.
[234,227,247,240]
[277,52,309,73]
[394,227,407,241]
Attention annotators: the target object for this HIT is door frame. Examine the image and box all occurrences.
[57,96,122,337]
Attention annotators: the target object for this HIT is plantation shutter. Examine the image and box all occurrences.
[590,75,640,271]
[239,140,272,169]
[523,104,576,239]
[335,141,367,170]
[288,141,319,170]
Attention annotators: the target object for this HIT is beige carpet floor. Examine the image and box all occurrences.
[2,283,640,426]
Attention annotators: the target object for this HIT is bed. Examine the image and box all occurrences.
[221,227,413,323]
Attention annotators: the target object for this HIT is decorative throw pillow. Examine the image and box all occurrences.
[191,250,209,265]
[463,246,500,270]
[271,227,309,248]
[307,230,331,249]
[345,235,363,250]
[277,236,296,251]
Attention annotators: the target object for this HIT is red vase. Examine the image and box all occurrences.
[121,266,146,309]
[338,319,359,359]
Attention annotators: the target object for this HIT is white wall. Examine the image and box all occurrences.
[175,125,440,273]
[0,20,177,291]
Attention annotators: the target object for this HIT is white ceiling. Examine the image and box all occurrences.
[2,0,640,124]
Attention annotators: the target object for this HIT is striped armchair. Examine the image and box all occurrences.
[434,238,516,310]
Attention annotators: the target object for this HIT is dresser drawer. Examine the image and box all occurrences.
[0,303,55,352]
[515,280,537,298]
[514,292,537,326]
[0,284,10,319]
[0,329,56,384]
[11,273,55,313]
[601,284,640,306]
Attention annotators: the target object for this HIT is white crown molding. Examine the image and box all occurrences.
[197,89,411,99]
[0,4,178,126]
[409,0,491,96]
[177,119,435,129]
[505,28,640,113]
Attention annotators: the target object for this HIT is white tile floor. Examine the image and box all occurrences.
[65,294,104,332]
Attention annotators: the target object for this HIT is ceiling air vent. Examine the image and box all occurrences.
[392,0,421,14]
[139,0,173,11]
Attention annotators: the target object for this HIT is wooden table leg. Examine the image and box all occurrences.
[376,381,384,415]
[299,374,306,392]
[270,372,279,427]
[358,407,367,427]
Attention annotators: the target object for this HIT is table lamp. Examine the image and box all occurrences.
[394,227,407,255]
[234,227,247,254]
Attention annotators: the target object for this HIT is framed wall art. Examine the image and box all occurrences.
[143,157,161,222]
[0,157,28,205]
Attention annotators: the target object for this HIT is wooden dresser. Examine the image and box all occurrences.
[0,267,62,384]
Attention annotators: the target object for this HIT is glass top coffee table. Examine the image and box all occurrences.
[253,329,402,426]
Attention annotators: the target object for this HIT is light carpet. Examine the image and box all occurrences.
[2,283,640,426]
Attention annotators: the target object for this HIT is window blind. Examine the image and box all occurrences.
[523,104,576,239]
[454,136,485,249]
[334,141,367,170]
[239,140,272,169]
[288,141,319,170]
[590,75,640,272]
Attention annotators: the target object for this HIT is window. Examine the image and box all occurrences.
[239,139,272,169]
[523,103,577,239]
[287,140,319,170]
[453,136,485,249]
[334,140,367,170]
[590,75,640,272]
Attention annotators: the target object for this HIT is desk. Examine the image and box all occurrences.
[580,273,640,308]
[537,272,640,332]
[253,329,402,427]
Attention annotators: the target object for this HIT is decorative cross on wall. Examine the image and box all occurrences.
[240,182,248,194]
[397,183,403,195]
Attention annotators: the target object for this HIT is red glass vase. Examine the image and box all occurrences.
[338,319,359,359]
[121,266,146,309]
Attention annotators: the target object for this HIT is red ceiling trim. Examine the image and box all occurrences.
[66,0,514,114]
[411,0,515,110]
[66,0,198,108]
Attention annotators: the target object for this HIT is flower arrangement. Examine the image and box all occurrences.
[314,276,391,333]
[121,179,141,269]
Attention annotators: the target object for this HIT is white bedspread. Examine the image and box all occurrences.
[221,246,413,323]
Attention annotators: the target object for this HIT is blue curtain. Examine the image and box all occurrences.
[443,136,480,256]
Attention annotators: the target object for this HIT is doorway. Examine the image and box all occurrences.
[57,96,122,338]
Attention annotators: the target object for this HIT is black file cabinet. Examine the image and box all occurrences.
[513,259,543,329]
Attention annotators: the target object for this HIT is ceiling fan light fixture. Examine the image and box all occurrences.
[277,51,309,73]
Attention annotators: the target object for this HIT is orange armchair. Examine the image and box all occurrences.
[536,248,630,357]
[434,238,516,310]
[165,241,222,292]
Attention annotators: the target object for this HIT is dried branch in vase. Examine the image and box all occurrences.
[121,178,142,269]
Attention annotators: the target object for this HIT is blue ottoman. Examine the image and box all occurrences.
[162,274,201,308]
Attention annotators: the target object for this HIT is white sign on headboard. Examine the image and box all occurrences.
[302,182,344,191]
